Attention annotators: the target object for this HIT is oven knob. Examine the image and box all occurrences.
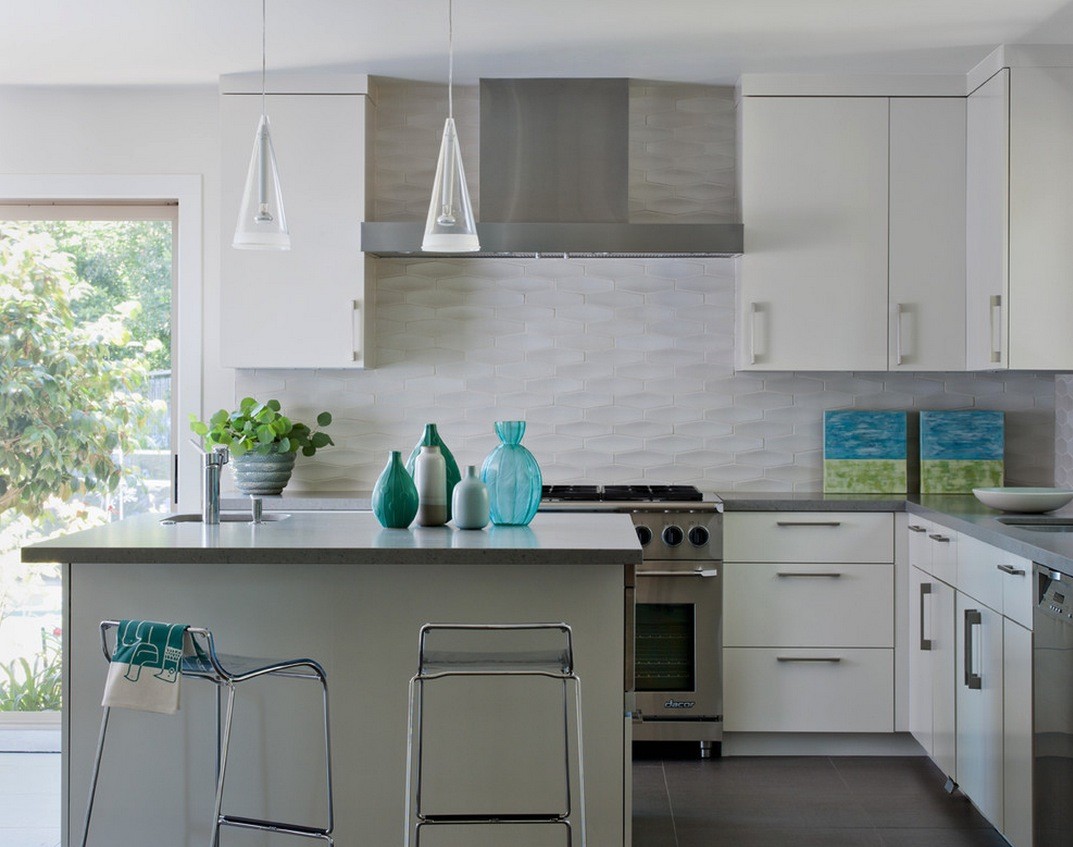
[688,525,710,547]
[662,525,684,547]
[635,525,653,546]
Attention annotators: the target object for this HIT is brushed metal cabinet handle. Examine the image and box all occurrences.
[908,524,928,533]
[776,657,842,663]
[989,294,1002,365]
[749,301,759,365]
[894,302,905,366]
[964,608,983,690]
[919,582,933,651]
[997,564,1026,576]
[776,572,843,578]
[928,534,951,543]
[351,299,362,363]
[775,521,842,528]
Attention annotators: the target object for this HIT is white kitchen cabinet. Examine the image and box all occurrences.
[967,65,1073,370]
[966,69,1009,370]
[908,565,957,777]
[738,97,889,370]
[955,591,1004,828]
[888,98,966,371]
[739,94,967,372]
[723,511,895,733]
[220,75,373,368]
[1002,617,1033,847]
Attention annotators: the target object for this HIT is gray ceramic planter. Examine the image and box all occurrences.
[232,449,297,496]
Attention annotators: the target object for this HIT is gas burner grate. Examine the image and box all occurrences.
[541,484,703,503]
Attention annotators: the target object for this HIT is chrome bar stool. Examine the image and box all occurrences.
[81,620,334,847]
[404,622,586,847]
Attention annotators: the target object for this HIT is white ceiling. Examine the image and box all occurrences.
[3,0,1073,87]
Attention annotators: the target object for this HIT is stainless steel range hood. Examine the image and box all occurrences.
[361,78,743,258]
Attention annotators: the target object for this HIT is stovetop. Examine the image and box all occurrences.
[543,484,703,502]
[540,484,722,513]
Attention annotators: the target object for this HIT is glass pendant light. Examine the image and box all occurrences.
[233,0,290,250]
[422,0,479,253]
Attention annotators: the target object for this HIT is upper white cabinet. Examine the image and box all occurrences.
[889,98,967,371]
[967,65,1073,370]
[739,94,967,371]
[965,70,1008,369]
[739,97,889,371]
[220,74,373,368]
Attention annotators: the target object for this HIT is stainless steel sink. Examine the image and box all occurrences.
[997,517,1073,532]
[160,513,291,524]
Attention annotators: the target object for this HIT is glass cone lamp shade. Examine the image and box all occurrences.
[422,117,479,252]
[233,113,290,250]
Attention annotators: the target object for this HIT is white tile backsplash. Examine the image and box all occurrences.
[238,257,1055,492]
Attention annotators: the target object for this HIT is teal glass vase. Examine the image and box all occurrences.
[406,423,461,521]
[372,450,419,529]
[481,421,542,526]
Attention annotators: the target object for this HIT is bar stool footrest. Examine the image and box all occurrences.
[220,814,332,838]
[421,813,567,823]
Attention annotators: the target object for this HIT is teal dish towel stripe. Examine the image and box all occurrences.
[101,619,198,714]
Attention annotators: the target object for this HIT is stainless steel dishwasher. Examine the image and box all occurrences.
[1034,563,1073,847]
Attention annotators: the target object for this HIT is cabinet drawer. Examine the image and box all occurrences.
[926,522,958,586]
[907,518,935,575]
[724,647,894,732]
[724,512,894,563]
[724,563,893,647]
[957,534,1007,613]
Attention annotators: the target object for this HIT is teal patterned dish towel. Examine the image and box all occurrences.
[102,620,200,714]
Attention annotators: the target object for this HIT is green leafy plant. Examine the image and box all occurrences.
[0,628,62,712]
[190,397,334,458]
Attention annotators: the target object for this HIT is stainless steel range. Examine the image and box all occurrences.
[541,484,724,756]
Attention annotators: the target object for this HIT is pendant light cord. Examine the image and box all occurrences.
[261,0,267,117]
[447,0,454,120]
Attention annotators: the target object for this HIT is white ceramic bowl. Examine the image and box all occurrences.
[972,487,1073,513]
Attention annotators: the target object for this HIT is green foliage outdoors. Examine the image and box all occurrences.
[0,224,161,518]
[191,397,334,458]
[35,220,173,371]
[0,628,62,711]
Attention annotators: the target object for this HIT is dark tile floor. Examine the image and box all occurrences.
[634,756,1009,847]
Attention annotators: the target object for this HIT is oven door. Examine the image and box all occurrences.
[633,560,722,721]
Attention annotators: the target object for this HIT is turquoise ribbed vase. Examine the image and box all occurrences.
[406,423,461,521]
[371,450,419,529]
[481,421,542,526]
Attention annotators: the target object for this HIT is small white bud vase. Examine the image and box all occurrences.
[452,465,490,530]
[414,445,448,527]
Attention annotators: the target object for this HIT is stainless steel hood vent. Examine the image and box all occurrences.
[361,78,743,258]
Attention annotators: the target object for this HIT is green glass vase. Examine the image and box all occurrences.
[406,423,461,521]
[371,451,419,529]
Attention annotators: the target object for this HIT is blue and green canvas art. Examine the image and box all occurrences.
[919,410,1004,493]
[824,410,908,493]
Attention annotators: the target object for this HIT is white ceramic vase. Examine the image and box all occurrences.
[452,465,490,530]
[414,445,448,526]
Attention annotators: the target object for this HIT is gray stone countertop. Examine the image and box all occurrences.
[21,511,641,567]
[715,491,907,511]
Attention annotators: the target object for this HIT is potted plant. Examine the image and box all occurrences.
[190,397,334,495]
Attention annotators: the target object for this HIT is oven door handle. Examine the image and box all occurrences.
[636,568,720,578]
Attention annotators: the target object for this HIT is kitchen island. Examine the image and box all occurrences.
[24,511,640,847]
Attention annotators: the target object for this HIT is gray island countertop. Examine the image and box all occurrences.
[22,510,641,566]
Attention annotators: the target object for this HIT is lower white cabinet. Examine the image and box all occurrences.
[955,591,1005,829]
[1002,618,1033,847]
[723,648,894,733]
[908,566,957,777]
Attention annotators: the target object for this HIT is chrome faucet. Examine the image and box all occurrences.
[190,439,229,524]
